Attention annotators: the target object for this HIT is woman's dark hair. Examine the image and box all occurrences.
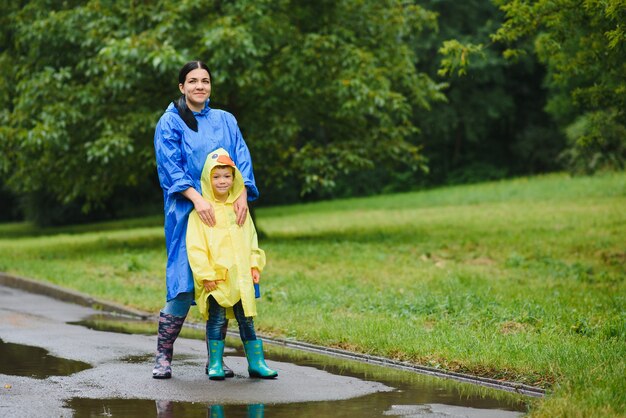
[174,61,212,132]
[178,61,212,85]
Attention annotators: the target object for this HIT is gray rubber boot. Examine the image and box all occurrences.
[152,312,186,379]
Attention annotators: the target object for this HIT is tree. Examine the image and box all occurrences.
[0,0,183,223]
[0,0,444,223]
[413,0,564,186]
[439,0,626,174]
[209,0,444,202]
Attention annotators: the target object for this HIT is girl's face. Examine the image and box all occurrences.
[211,166,234,201]
[179,68,211,112]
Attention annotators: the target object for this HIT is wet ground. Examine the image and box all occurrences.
[0,284,531,417]
[0,338,90,379]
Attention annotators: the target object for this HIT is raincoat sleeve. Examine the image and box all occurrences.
[154,116,194,197]
[186,211,217,283]
[248,215,266,272]
[231,120,259,201]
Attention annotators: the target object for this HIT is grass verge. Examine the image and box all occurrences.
[1,172,624,417]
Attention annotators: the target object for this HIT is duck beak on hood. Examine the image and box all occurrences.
[200,148,245,203]
[216,154,236,167]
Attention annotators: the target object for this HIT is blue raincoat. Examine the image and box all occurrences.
[154,100,258,301]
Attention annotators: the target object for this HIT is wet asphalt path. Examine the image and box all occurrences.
[0,284,391,417]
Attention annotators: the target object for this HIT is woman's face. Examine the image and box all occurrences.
[179,68,211,112]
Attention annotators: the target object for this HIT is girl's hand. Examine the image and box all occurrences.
[233,188,248,226]
[203,280,219,292]
[251,268,260,284]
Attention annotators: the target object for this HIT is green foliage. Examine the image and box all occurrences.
[491,0,626,174]
[0,0,444,219]
[561,109,626,174]
[204,1,444,201]
[0,0,180,221]
[437,40,485,77]
[416,0,564,185]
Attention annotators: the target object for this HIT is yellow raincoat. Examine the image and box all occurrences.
[186,148,266,321]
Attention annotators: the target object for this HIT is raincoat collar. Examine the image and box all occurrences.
[200,148,244,204]
[165,99,211,116]
[193,99,211,116]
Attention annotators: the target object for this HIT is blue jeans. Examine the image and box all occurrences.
[206,296,257,342]
[161,291,194,317]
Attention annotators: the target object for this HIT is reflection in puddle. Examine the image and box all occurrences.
[66,399,268,418]
[208,404,265,418]
[0,338,91,379]
[64,314,531,417]
[211,342,530,415]
[66,398,525,418]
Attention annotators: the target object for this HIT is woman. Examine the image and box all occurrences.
[152,61,259,379]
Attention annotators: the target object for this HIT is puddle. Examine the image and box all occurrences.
[0,338,91,379]
[69,313,205,340]
[69,314,158,336]
[120,353,198,364]
[64,315,531,417]
[238,344,529,415]
[65,399,266,418]
[120,353,154,364]
[66,398,526,418]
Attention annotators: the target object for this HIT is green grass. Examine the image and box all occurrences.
[1,172,624,417]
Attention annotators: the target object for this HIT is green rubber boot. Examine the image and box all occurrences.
[204,321,234,377]
[209,404,225,418]
[243,339,277,379]
[207,340,225,380]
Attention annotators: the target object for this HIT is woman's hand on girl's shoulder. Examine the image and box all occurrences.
[182,187,216,226]
[233,190,248,226]
[195,198,216,227]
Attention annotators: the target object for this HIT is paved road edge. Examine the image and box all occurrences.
[0,271,545,398]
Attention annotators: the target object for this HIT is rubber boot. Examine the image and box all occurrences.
[222,362,235,378]
[209,404,225,418]
[207,340,226,380]
[204,321,234,377]
[243,339,277,379]
[205,361,234,378]
[152,312,186,379]
[248,404,265,418]
[155,400,173,417]
[205,354,235,377]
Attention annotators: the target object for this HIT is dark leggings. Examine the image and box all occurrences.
[206,296,256,341]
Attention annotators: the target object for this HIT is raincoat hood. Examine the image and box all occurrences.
[200,148,245,204]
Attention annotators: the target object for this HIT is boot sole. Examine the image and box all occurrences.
[209,375,225,381]
[152,373,172,379]
[206,366,234,378]
[248,372,277,379]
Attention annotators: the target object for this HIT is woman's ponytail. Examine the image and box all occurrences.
[174,95,198,132]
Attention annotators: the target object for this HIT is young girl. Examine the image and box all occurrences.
[186,148,277,380]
